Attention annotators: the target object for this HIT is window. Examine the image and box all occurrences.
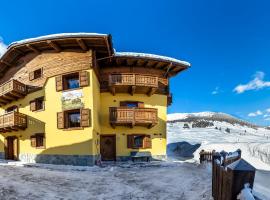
[57,109,91,129]
[55,71,89,92]
[63,73,80,90]
[127,135,151,149]
[67,109,81,128]
[120,101,144,108]
[5,105,18,113]
[31,133,45,148]
[29,68,43,81]
[30,97,44,111]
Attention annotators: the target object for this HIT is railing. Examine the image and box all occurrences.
[109,107,158,128]
[0,79,27,97]
[109,74,159,88]
[0,111,27,131]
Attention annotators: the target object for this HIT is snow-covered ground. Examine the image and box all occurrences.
[167,117,270,199]
[0,160,211,200]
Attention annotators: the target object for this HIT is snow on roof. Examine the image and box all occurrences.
[9,32,109,47]
[115,52,191,67]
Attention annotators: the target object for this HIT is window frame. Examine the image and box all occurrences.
[30,97,45,112]
[127,134,151,149]
[66,109,81,128]
[31,133,45,149]
[62,72,80,91]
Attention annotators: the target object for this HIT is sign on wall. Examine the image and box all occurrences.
[61,90,84,110]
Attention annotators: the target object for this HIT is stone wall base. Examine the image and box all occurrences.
[116,155,167,162]
[19,153,97,166]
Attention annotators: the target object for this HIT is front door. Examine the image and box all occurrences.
[100,135,116,161]
[5,137,18,160]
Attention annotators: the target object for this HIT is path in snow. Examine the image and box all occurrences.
[0,161,212,200]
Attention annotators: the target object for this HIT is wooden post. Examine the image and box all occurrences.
[226,159,256,200]
[199,150,204,164]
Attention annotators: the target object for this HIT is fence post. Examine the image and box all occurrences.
[199,150,204,164]
[226,159,256,200]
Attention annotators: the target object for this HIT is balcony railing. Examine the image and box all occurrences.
[0,79,27,105]
[108,74,159,96]
[0,112,27,132]
[109,107,158,128]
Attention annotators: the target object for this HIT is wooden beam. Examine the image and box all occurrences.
[26,44,40,53]
[47,41,61,52]
[130,86,136,96]
[76,39,88,51]
[110,86,116,96]
[147,87,157,96]
[13,48,25,55]
[127,59,135,66]
[0,60,13,67]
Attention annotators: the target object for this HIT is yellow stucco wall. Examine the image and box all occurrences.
[0,69,96,156]
[100,93,167,157]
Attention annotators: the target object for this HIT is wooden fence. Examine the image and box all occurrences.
[199,149,256,200]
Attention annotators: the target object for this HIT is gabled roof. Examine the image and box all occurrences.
[0,33,190,78]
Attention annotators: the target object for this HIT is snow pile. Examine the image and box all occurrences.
[237,184,255,200]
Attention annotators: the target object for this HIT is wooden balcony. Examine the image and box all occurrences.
[0,79,27,105]
[108,74,159,96]
[0,112,27,133]
[109,107,158,128]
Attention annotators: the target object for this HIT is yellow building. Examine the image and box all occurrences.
[0,33,189,165]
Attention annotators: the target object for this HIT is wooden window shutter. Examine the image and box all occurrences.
[29,71,35,81]
[80,109,91,127]
[30,136,36,147]
[57,112,65,129]
[30,100,36,111]
[138,102,144,108]
[79,71,89,87]
[143,135,152,149]
[127,135,134,148]
[55,76,63,91]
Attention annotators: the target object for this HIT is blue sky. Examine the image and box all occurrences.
[0,0,270,125]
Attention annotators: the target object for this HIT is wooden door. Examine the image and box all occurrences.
[5,137,18,160]
[100,135,116,161]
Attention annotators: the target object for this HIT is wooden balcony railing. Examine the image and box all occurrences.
[109,107,158,128]
[0,79,27,105]
[0,111,27,132]
[108,74,159,96]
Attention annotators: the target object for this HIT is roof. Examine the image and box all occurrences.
[0,33,190,77]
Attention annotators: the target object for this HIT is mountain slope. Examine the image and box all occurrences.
[168,112,259,129]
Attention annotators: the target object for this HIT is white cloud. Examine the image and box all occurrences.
[248,110,263,117]
[233,71,270,94]
[265,118,270,121]
[211,87,219,95]
[264,114,270,118]
[266,108,270,113]
[0,36,7,58]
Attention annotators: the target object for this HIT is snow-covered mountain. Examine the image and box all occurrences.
[168,112,259,129]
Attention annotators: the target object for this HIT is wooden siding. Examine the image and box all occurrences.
[0,112,27,132]
[0,51,93,88]
[109,107,158,128]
